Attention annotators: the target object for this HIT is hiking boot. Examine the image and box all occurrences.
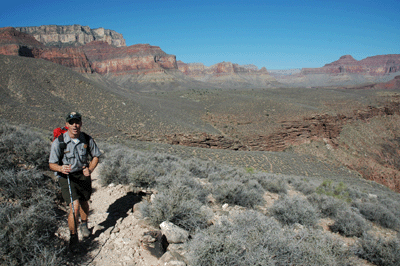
[80,222,91,238]
[69,234,79,252]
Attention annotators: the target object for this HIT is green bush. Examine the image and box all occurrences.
[316,180,352,203]
[271,195,318,226]
[356,233,400,266]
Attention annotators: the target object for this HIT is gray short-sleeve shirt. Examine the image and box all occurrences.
[49,132,101,174]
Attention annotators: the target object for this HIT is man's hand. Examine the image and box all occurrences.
[61,164,71,175]
[83,165,92,177]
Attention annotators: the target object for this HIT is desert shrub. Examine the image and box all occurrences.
[211,179,264,208]
[0,122,50,169]
[187,211,281,266]
[271,195,318,226]
[0,168,65,265]
[254,173,287,194]
[144,173,212,232]
[316,180,352,202]
[330,209,369,237]
[0,169,50,201]
[288,177,317,195]
[187,210,351,266]
[354,201,400,231]
[307,193,347,218]
[277,226,351,266]
[184,158,222,179]
[380,197,400,220]
[155,171,209,202]
[206,165,248,183]
[100,146,186,188]
[356,233,400,266]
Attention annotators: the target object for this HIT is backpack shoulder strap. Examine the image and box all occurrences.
[82,132,92,158]
[57,133,67,165]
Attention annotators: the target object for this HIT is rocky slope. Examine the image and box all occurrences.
[177,61,279,88]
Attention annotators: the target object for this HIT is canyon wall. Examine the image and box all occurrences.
[15,25,126,47]
[302,54,400,76]
[177,61,278,88]
[0,26,177,75]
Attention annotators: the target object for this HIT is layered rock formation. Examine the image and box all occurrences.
[0,26,177,75]
[15,25,126,47]
[177,61,278,88]
[0,27,44,56]
[82,41,177,75]
[302,54,400,76]
[155,104,397,152]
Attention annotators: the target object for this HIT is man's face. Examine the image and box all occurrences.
[66,119,82,136]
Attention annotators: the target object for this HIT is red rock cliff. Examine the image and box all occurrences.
[82,41,177,75]
[0,26,178,75]
[302,54,400,75]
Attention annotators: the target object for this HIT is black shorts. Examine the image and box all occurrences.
[58,171,92,205]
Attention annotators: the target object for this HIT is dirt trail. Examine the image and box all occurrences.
[58,167,163,266]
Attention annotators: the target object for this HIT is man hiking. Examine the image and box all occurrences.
[49,112,102,251]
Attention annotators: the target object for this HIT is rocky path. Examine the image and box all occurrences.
[58,168,165,266]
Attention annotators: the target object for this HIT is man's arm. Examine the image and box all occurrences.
[83,156,99,177]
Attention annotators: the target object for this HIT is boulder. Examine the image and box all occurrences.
[160,221,189,244]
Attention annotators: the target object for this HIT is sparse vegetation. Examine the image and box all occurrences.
[2,119,400,265]
[99,140,400,265]
[0,122,65,265]
[356,233,400,266]
[353,200,400,231]
[0,122,50,170]
[187,210,352,266]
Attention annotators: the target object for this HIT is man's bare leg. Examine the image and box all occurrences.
[68,199,80,234]
[79,200,89,222]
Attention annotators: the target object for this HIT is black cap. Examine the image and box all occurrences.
[66,112,82,123]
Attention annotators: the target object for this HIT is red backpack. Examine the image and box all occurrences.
[53,126,68,141]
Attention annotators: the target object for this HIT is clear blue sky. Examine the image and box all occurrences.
[1,0,399,69]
